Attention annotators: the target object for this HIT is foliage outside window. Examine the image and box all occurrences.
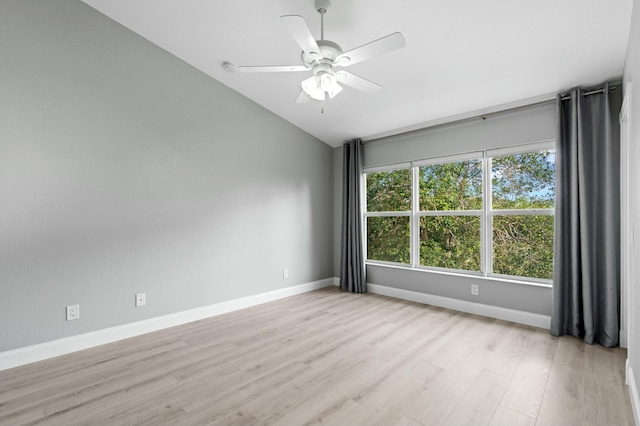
[419,159,482,272]
[364,144,555,283]
[420,216,481,271]
[365,168,411,264]
[491,150,555,280]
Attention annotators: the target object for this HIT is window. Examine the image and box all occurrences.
[364,166,411,264]
[490,148,555,280]
[418,157,482,272]
[363,142,555,283]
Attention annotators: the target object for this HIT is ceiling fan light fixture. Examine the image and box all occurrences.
[302,72,343,101]
[327,81,343,99]
[319,72,342,98]
[301,75,325,101]
[319,72,336,91]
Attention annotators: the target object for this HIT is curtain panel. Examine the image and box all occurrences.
[550,83,620,347]
[340,139,366,293]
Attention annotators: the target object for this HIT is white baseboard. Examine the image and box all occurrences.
[627,360,640,426]
[367,283,551,329]
[0,278,334,372]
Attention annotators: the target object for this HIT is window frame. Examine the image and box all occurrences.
[414,152,484,274]
[486,141,556,284]
[362,141,555,285]
[363,162,412,267]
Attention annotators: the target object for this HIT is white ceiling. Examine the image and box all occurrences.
[82,0,632,147]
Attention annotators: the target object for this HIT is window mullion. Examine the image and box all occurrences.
[417,210,482,217]
[411,166,419,268]
[361,171,367,263]
[482,155,492,277]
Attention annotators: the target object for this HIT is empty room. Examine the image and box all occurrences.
[2,0,640,425]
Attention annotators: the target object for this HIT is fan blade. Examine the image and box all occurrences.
[281,15,321,58]
[336,32,406,67]
[296,90,311,103]
[336,71,382,93]
[238,65,308,73]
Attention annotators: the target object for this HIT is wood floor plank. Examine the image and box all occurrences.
[33,373,180,425]
[499,328,558,418]
[535,389,586,426]
[173,361,312,422]
[351,358,443,416]
[408,346,495,425]
[0,287,632,425]
[0,362,130,420]
[393,416,427,426]
[441,369,511,426]
[545,334,588,399]
[489,405,536,426]
[485,324,535,378]
[204,407,259,426]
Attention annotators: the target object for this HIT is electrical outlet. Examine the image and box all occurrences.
[283,269,289,279]
[66,304,80,321]
[135,293,146,307]
[471,284,479,296]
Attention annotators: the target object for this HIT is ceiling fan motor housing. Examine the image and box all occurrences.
[311,62,333,76]
[302,40,342,68]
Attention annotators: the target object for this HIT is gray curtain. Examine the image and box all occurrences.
[550,82,620,347]
[340,139,366,293]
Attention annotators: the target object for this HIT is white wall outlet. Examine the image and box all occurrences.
[66,304,80,321]
[471,284,479,296]
[283,268,289,279]
[135,293,146,307]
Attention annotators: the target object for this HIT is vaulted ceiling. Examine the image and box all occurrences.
[82,0,632,147]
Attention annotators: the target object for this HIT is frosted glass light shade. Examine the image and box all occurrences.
[301,75,325,101]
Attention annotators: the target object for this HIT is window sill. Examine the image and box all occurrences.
[365,261,553,289]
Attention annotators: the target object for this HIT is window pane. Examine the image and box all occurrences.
[420,216,481,271]
[419,160,482,211]
[493,215,554,280]
[492,150,556,209]
[366,169,411,212]
[367,216,410,263]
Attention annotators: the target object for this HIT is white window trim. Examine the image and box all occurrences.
[417,210,483,217]
[413,151,484,167]
[363,162,412,174]
[487,140,555,157]
[489,208,554,216]
[366,211,412,217]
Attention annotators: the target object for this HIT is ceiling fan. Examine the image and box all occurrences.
[238,0,406,103]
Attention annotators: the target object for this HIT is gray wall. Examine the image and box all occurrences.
[0,0,333,352]
[363,102,556,168]
[334,103,557,316]
[623,0,640,409]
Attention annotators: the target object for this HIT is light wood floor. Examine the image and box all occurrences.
[0,286,634,425]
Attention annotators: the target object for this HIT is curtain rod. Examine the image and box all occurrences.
[560,85,617,101]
